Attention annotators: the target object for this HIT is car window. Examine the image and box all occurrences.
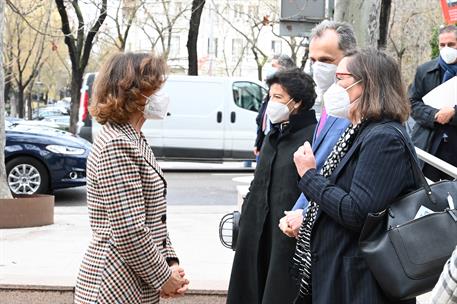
[232,82,266,112]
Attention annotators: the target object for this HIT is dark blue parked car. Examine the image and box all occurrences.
[4,120,91,195]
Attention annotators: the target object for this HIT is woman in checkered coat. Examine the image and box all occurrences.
[74,52,189,304]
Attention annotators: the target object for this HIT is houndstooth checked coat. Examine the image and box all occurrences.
[74,122,178,304]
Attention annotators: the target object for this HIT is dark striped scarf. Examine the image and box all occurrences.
[292,122,362,297]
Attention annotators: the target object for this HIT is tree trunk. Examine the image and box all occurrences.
[26,87,33,120]
[334,0,391,49]
[69,70,83,134]
[17,87,24,118]
[0,0,13,199]
[187,0,205,75]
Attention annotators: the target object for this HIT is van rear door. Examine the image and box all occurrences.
[159,77,226,160]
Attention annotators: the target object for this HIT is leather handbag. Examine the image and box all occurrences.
[359,126,457,300]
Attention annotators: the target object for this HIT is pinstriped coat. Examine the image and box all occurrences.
[74,122,178,304]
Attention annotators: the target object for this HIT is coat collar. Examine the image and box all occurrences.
[425,58,440,74]
[109,122,165,182]
[272,109,317,135]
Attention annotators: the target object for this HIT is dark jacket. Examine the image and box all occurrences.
[408,58,457,154]
[298,120,419,304]
[227,110,317,304]
[254,96,269,149]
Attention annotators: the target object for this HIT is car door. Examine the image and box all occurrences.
[225,81,267,159]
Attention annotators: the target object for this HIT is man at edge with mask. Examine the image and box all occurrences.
[409,25,457,181]
[279,20,357,237]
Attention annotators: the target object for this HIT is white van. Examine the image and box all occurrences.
[78,74,267,161]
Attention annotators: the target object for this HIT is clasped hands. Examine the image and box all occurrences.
[160,264,189,298]
[278,141,317,238]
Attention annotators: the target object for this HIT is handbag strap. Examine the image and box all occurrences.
[387,125,436,205]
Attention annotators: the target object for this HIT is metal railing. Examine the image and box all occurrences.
[415,147,457,179]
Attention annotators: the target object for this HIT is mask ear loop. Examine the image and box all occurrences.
[345,79,363,91]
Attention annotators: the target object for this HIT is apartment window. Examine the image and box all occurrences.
[234,4,243,19]
[271,40,282,55]
[169,36,180,58]
[208,38,218,57]
[247,5,258,17]
[232,38,248,60]
[174,2,183,15]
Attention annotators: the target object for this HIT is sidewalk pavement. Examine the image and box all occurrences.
[0,205,235,292]
[0,205,433,303]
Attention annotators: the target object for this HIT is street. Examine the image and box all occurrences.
[53,171,254,207]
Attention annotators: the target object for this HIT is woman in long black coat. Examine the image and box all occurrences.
[227,68,317,304]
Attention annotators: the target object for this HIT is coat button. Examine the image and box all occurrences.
[312,255,319,262]
[162,239,167,248]
[161,214,166,223]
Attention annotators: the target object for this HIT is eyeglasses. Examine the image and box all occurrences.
[335,72,354,78]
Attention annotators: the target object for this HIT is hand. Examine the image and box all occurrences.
[435,106,455,124]
[285,209,304,232]
[279,215,295,237]
[293,141,316,177]
[253,147,260,156]
[161,265,189,298]
[279,209,303,238]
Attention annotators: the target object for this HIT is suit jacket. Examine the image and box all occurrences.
[298,120,418,304]
[292,115,350,210]
[74,122,178,304]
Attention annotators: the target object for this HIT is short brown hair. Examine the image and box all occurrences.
[90,52,167,125]
[346,48,410,123]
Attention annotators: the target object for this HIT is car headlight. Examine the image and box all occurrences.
[46,145,85,155]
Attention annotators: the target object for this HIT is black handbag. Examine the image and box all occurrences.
[359,126,457,300]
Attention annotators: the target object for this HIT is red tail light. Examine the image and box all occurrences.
[81,91,89,121]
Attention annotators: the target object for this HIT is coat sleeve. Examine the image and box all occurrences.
[98,138,171,290]
[164,233,179,265]
[408,66,439,129]
[298,130,412,231]
[450,105,457,127]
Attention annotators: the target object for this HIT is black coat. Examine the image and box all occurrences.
[408,58,457,154]
[297,120,419,304]
[254,96,269,150]
[227,110,317,304]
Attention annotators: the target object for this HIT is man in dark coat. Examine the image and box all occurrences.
[409,25,457,181]
[227,68,317,304]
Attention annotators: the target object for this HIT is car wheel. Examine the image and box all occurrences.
[6,156,50,195]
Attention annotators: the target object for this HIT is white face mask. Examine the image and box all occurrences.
[323,80,362,119]
[142,91,170,120]
[312,61,338,92]
[266,98,294,124]
[440,46,457,64]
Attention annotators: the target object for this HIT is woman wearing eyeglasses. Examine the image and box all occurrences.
[290,48,420,304]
